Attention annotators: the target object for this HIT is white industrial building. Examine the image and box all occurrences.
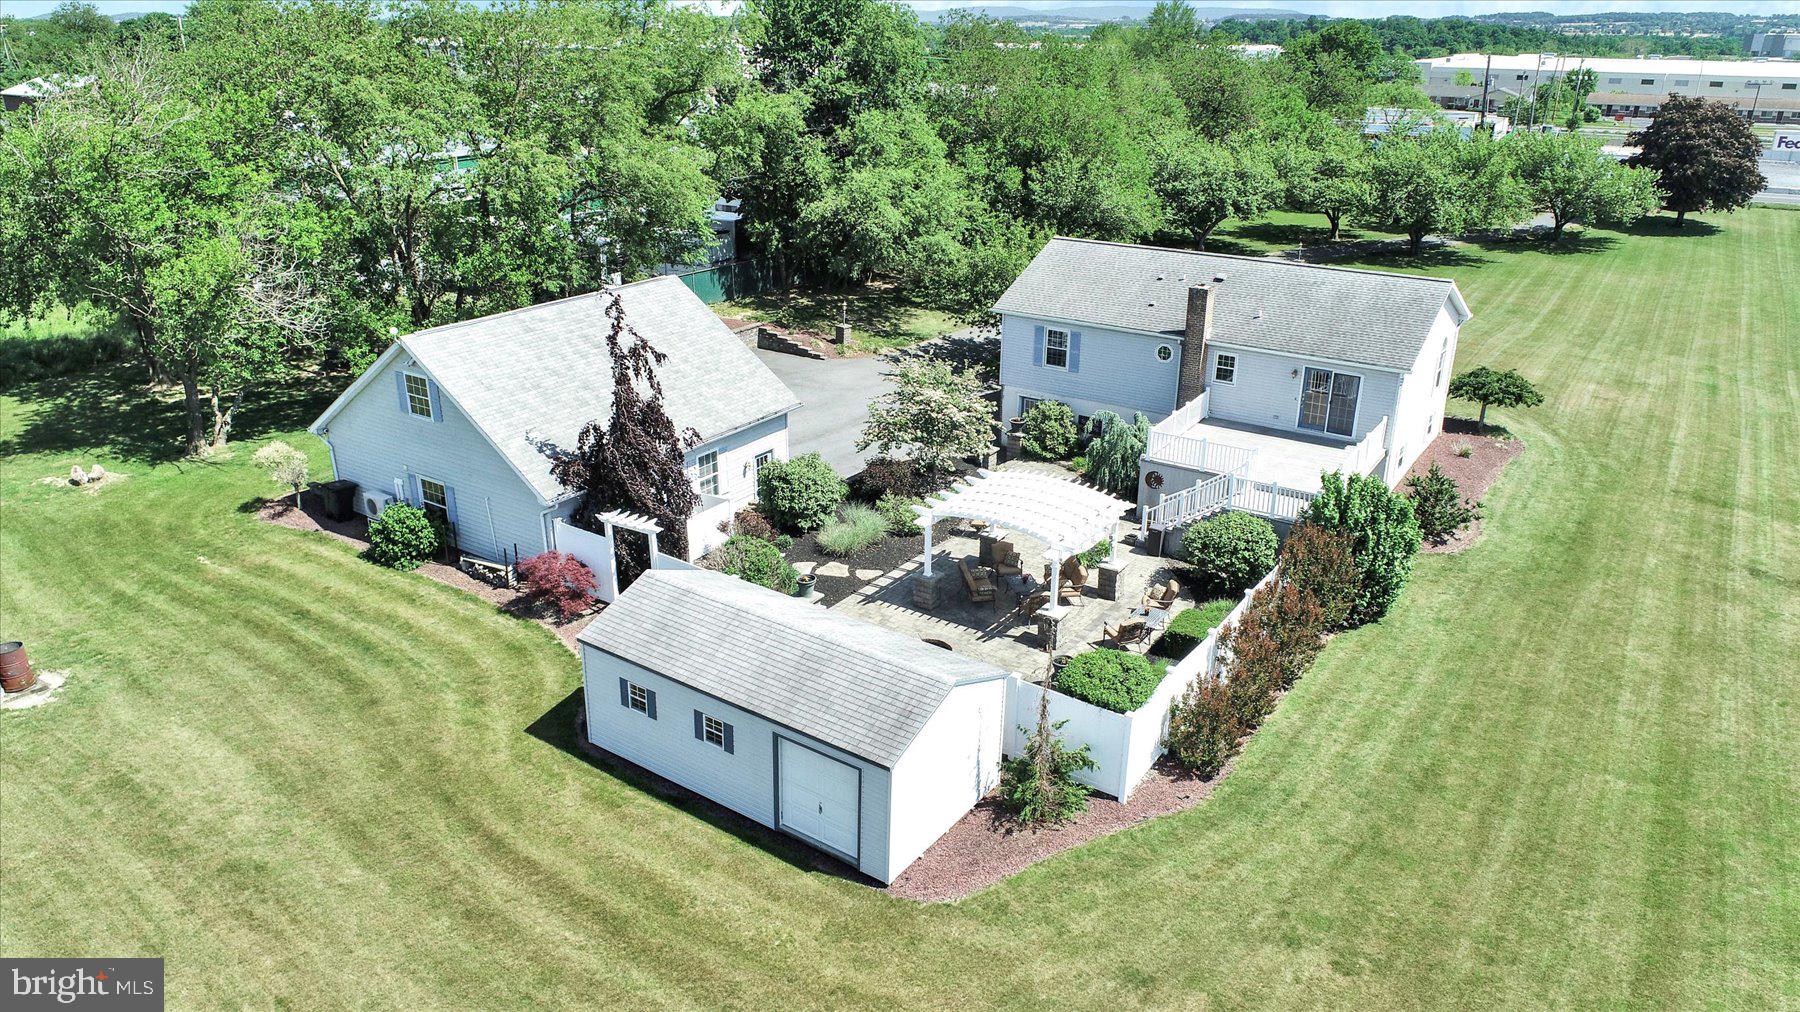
[1415,53,1800,124]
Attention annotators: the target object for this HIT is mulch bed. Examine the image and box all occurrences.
[1404,416,1526,553]
[780,519,965,608]
[887,756,1225,903]
[255,494,595,652]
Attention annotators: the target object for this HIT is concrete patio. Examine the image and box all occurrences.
[828,523,1197,677]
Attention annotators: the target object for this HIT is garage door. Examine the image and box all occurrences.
[777,737,860,860]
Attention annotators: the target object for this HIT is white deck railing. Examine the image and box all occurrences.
[1146,391,1261,474]
[1346,415,1389,476]
[1143,470,1235,530]
[1227,478,1319,523]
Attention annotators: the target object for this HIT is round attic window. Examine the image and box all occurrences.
[1156,344,1173,362]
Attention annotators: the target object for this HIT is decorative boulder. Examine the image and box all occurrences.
[70,466,88,486]
[89,464,106,481]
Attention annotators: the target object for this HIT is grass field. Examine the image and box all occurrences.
[2,209,1796,1008]
[717,279,963,354]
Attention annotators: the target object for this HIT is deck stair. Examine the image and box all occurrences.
[1142,460,1321,535]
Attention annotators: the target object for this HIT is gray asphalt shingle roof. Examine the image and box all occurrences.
[577,568,1010,767]
[994,237,1469,371]
[398,276,797,503]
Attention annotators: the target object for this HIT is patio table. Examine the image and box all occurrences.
[1131,607,1170,633]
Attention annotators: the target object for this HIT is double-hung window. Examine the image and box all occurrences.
[694,710,734,752]
[754,450,774,477]
[403,373,433,419]
[1297,367,1361,438]
[1044,329,1069,369]
[417,477,449,525]
[620,678,655,718]
[1213,353,1237,384]
[697,451,719,496]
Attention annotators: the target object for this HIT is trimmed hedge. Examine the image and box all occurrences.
[1053,648,1167,714]
[704,534,799,595]
[1020,400,1077,460]
[756,453,847,532]
[367,503,442,570]
[1151,598,1233,658]
[1180,511,1278,595]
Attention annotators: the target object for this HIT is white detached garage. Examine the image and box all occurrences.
[577,567,1010,884]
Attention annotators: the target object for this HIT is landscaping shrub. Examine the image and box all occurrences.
[1053,648,1166,714]
[1068,455,1089,474]
[703,534,799,594]
[366,503,442,570]
[1164,676,1239,779]
[875,492,923,535]
[816,505,888,557]
[1152,599,1233,658]
[1404,463,1483,545]
[516,551,598,621]
[1219,617,1281,732]
[1279,523,1359,631]
[1180,511,1278,595]
[729,508,778,543]
[1256,581,1326,689]
[1081,411,1150,497]
[756,453,847,531]
[850,456,938,502]
[1301,471,1422,626]
[1000,704,1095,826]
[1020,400,1077,460]
[252,441,309,509]
[1453,440,1474,458]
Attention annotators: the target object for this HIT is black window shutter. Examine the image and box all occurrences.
[645,689,657,720]
[618,677,628,708]
[722,723,735,754]
[693,710,704,741]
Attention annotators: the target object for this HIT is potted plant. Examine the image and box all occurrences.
[794,573,817,598]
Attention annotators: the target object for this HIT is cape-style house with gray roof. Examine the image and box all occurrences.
[995,238,1471,532]
[309,275,798,564]
[579,566,1010,884]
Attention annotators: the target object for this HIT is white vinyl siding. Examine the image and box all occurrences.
[581,647,894,882]
[1202,345,1399,444]
[999,313,1181,423]
[321,354,551,564]
[1387,305,1462,481]
[685,413,789,509]
[884,678,1005,880]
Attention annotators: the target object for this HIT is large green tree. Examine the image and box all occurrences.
[1507,131,1662,240]
[1627,95,1766,226]
[1151,134,1279,250]
[1370,130,1527,252]
[0,45,320,454]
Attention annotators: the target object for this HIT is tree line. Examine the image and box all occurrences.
[0,0,1737,457]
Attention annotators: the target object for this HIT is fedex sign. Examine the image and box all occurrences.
[1775,131,1800,152]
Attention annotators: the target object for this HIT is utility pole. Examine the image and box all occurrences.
[1479,54,1492,129]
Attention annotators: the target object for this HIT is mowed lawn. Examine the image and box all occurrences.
[2,210,1795,1008]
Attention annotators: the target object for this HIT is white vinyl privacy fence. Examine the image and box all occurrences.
[1003,564,1281,801]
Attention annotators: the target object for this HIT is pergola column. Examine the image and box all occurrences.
[922,515,934,577]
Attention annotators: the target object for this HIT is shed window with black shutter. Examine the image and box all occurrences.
[694,710,734,753]
[619,678,656,719]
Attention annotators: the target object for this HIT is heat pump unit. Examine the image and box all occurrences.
[360,489,394,517]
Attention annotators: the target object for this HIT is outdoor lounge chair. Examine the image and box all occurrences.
[1104,618,1151,651]
[1044,556,1087,603]
[994,542,1022,577]
[959,558,995,603]
[1142,578,1180,612]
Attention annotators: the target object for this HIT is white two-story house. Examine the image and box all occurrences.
[308,275,799,564]
[994,238,1471,534]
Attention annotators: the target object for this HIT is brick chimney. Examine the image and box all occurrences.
[1176,283,1214,407]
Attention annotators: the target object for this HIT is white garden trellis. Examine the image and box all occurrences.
[914,469,1135,610]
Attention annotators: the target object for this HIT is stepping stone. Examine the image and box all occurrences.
[814,561,852,578]
[854,567,885,581]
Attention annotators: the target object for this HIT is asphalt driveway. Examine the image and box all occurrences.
[754,348,893,477]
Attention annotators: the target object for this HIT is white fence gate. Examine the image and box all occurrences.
[553,519,619,603]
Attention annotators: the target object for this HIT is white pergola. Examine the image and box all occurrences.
[915,469,1135,608]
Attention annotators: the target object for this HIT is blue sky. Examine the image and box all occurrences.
[6,0,1800,18]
